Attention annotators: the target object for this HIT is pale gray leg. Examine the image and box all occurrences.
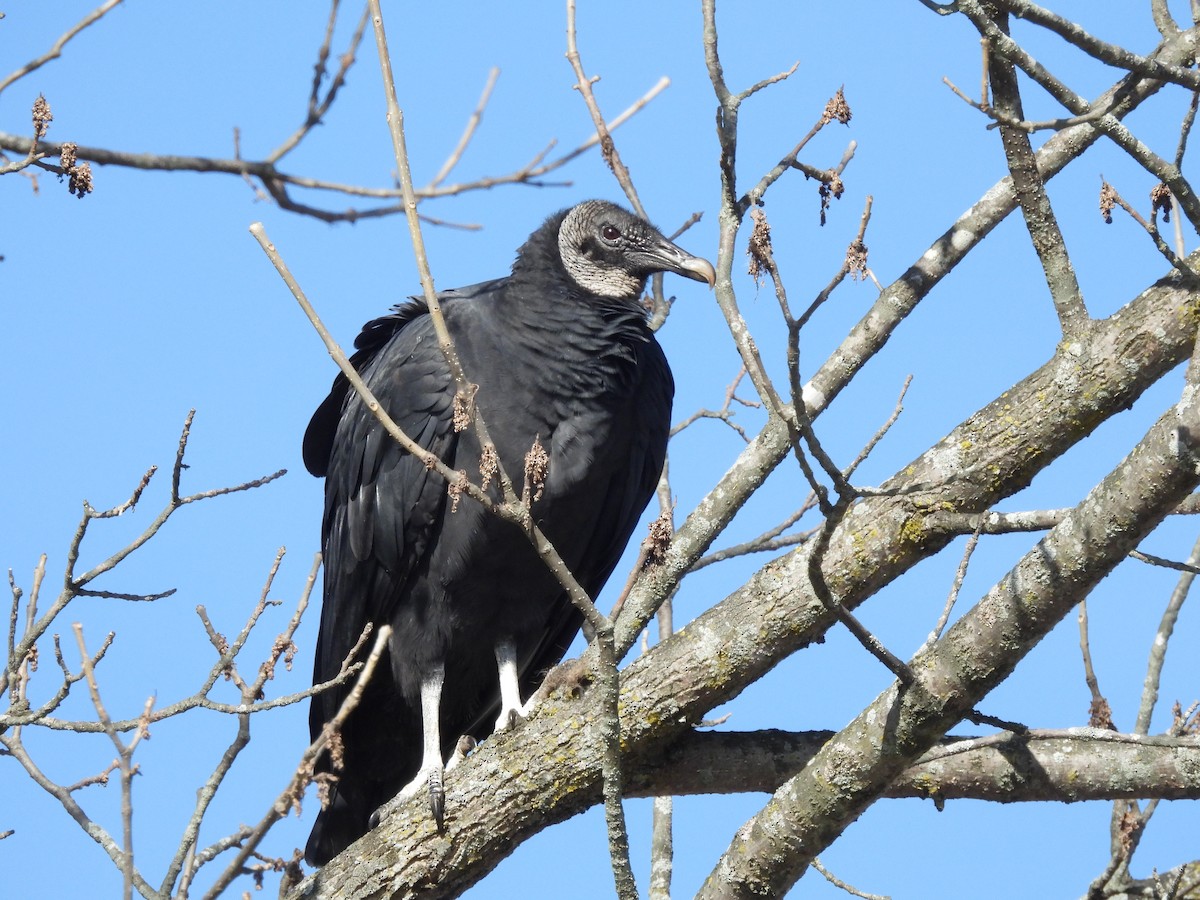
[494,638,532,733]
[386,663,447,829]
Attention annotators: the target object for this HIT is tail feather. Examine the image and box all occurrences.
[305,789,370,866]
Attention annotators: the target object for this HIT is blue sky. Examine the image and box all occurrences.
[2,2,1198,898]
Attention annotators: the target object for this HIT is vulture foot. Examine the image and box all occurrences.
[445,735,477,773]
[370,763,447,831]
[494,698,535,733]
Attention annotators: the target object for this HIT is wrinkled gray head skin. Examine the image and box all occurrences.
[556,200,716,299]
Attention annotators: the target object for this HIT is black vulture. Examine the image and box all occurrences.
[301,200,714,865]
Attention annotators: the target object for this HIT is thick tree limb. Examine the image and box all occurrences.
[628,729,1200,804]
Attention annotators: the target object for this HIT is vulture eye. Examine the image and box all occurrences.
[601,224,621,242]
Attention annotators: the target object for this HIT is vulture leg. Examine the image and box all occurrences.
[493,637,532,732]
[375,662,448,830]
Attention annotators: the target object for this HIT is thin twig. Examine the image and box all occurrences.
[559,7,641,892]
[163,552,323,895]
[692,374,910,572]
[0,75,666,223]
[564,0,677,333]
[811,858,891,900]
[428,67,500,189]
[1078,599,1115,729]
[918,524,983,653]
[796,195,876,330]
[564,0,648,218]
[0,0,126,96]
[267,2,371,165]
[73,625,138,900]
[1101,180,1199,282]
[364,0,536,541]
[199,624,393,900]
[807,511,914,684]
[0,730,158,897]
[670,365,757,441]
[3,418,284,719]
[1134,535,1200,735]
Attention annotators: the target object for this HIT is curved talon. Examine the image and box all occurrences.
[495,707,518,733]
[376,757,447,832]
[429,770,445,831]
[445,735,476,775]
[493,638,537,732]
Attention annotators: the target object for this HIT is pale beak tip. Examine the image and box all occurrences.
[682,257,716,289]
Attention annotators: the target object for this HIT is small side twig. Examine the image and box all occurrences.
[0,0,126,96]
[427,67,500,189]
[918,523,983,654]
[811,858,890,900]
[198,624,392,900]
[266,1,371,165]
[73,624,146,900]
[1099,179,1199,282]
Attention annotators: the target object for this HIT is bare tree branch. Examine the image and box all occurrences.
[984,8,1088,333]
[627,728,1200,803]
[10,7,1200,898]
[0,0,126,96]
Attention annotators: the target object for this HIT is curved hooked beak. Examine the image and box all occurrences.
[641,237,717,289]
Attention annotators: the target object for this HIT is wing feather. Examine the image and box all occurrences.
[307,304,458,733]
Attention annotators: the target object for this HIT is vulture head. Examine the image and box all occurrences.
[555,200,716,299]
